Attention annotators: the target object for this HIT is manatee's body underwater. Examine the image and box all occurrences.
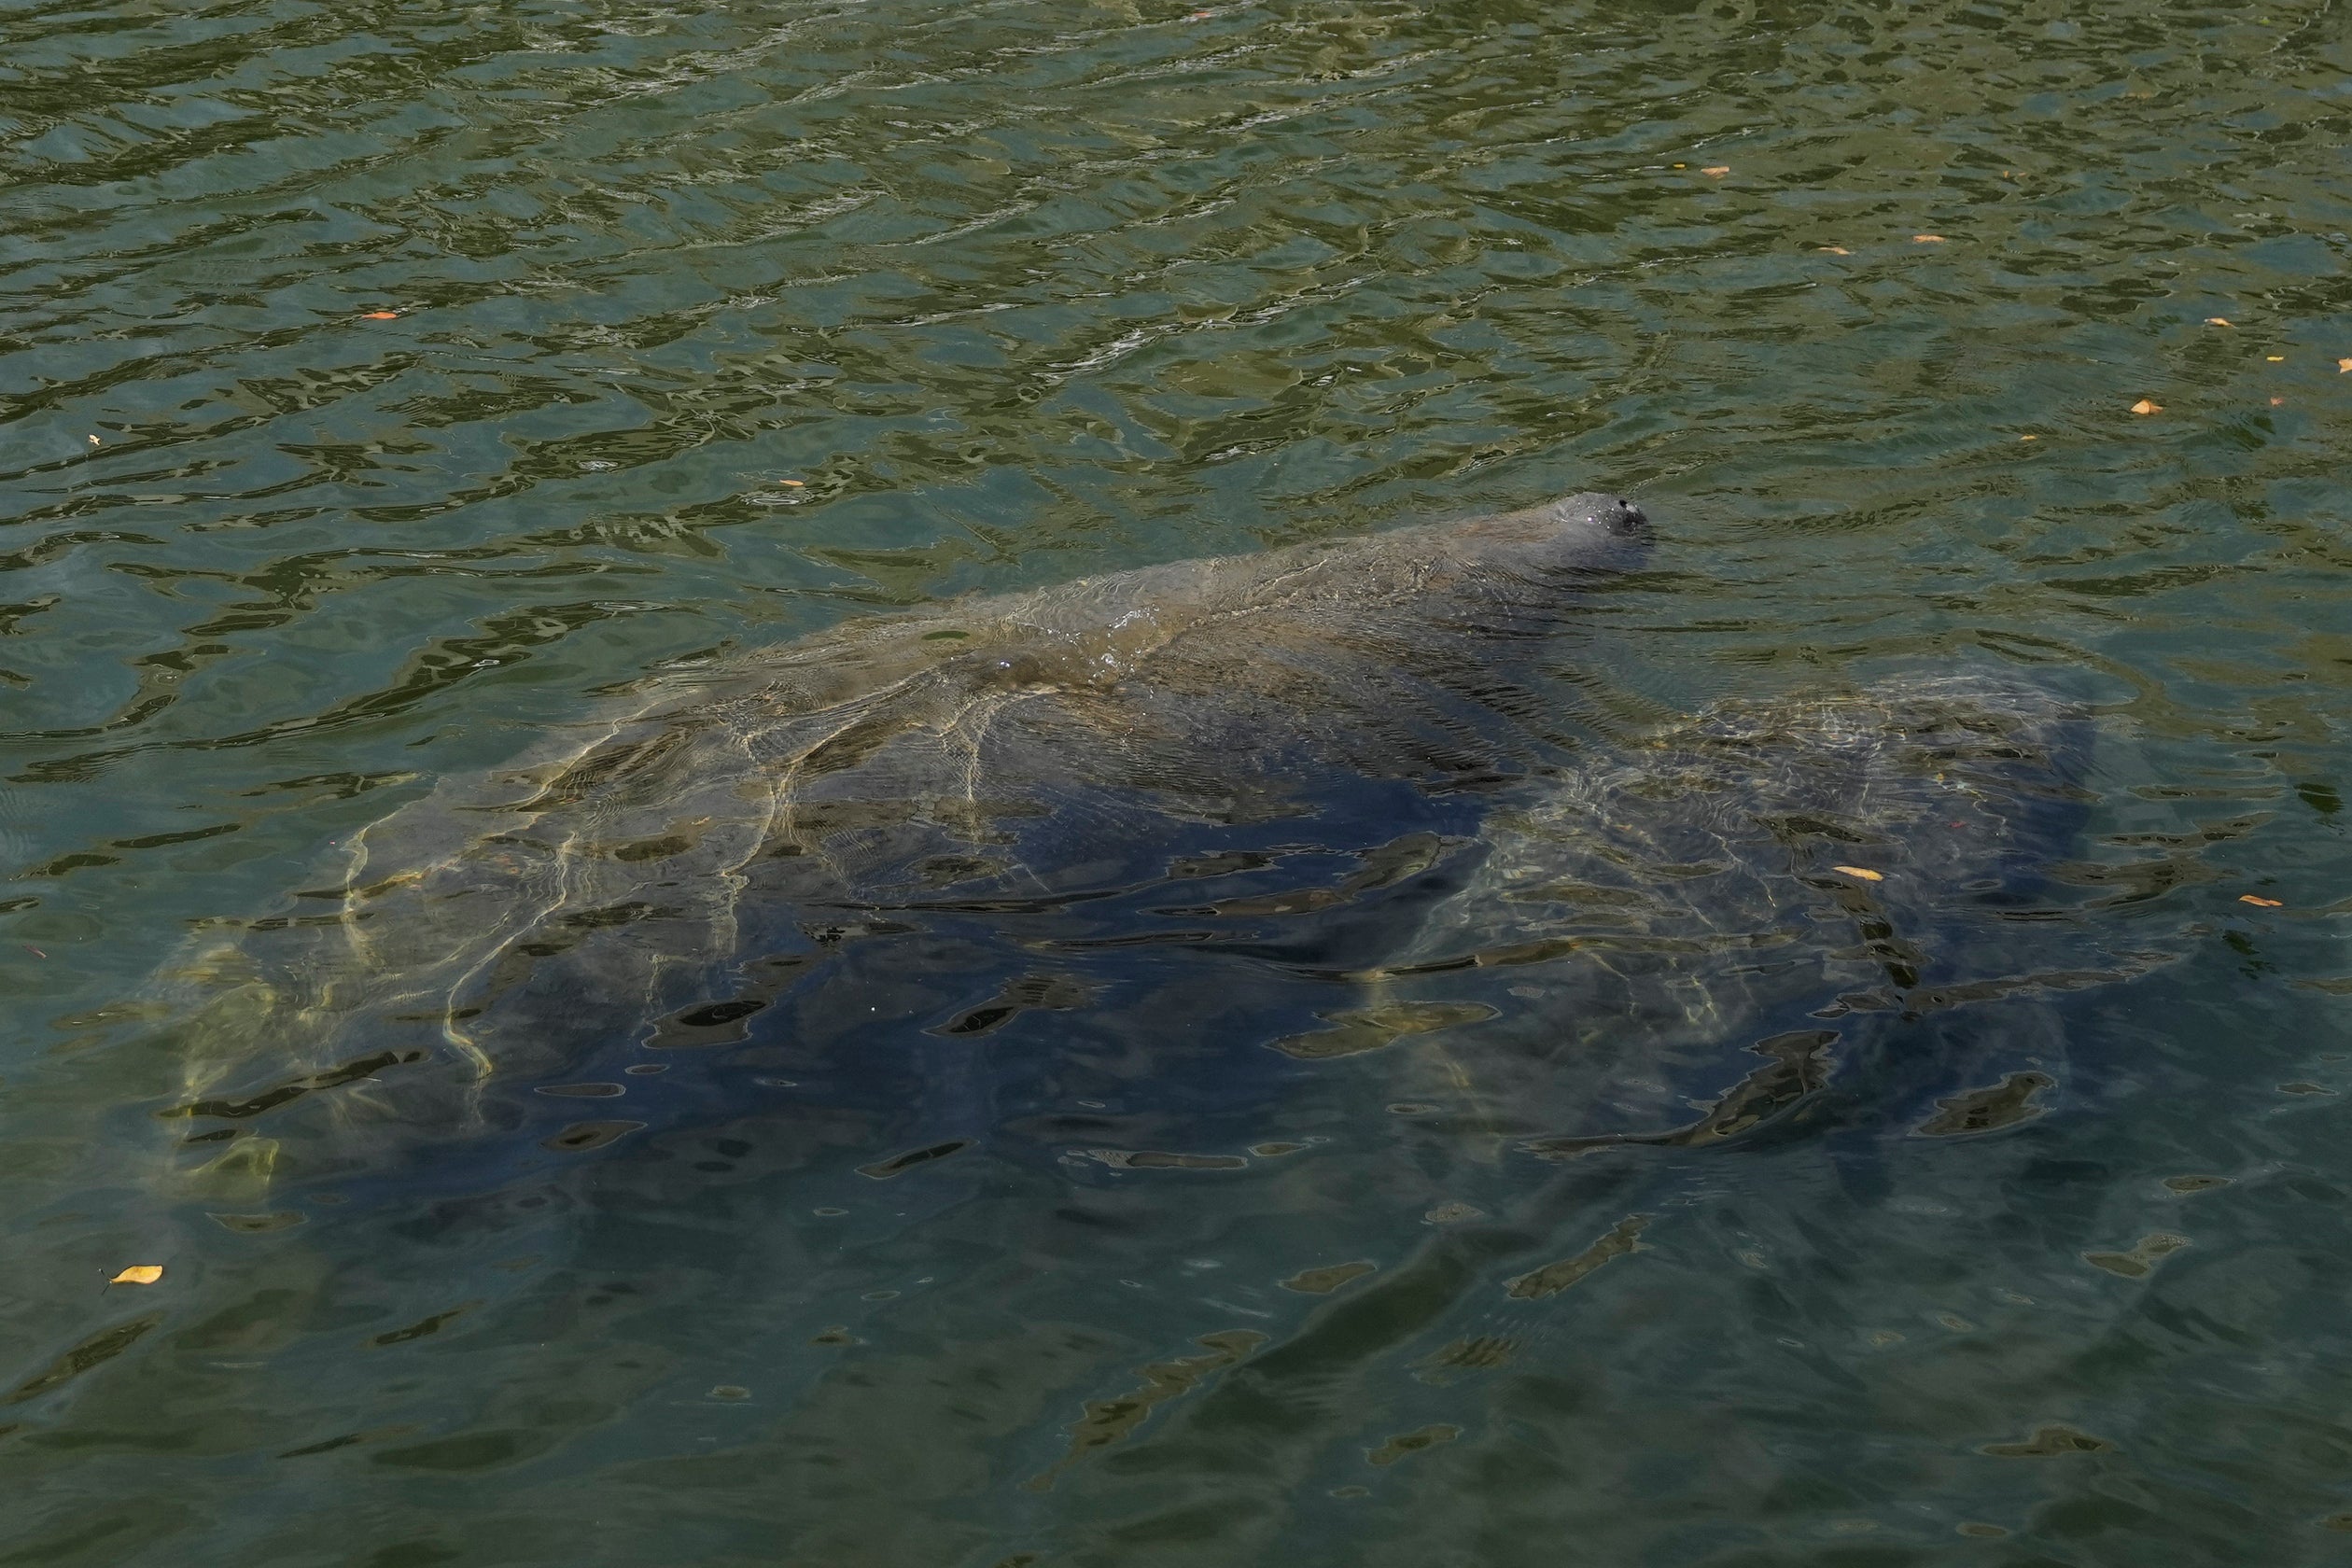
[163,491,2117,1194]
[1331,676,2128,1156]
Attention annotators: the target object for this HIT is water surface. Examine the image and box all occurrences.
[5,0,2352,1562]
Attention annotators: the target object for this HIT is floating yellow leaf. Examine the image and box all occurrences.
[360,311,400,320]
[1912,233,1947,244]
[2205,317,2233,327]
[2131,399,2163,415]
[110,1266,163,1285]
[2019,434,2038,441]
[1830,865,1884,882]
[777,479,805,486]
[2339,358,2352,373]
[2267,355,2286,361]
[1701,165,1730,177]
[2239,894,2283,907]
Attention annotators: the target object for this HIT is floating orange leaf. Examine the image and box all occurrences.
[2205,317,2233,327]
[2131,399,2163,415]
[1818,245,1851,255]
[1701,166,1729,177]
[2239,894,2283,907]
[2271,397,2286,406]
[110,1266,164,1285]
[2019,434,2038,441]
[1912,234,1947,244]
[2339,358,2352,373]
[360,311,400,320]
[777,478,805,486]
[1830,865,1884,882]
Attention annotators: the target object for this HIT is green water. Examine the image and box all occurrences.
[6,0,2352,1561]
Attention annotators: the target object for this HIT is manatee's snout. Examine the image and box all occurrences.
[1553,491,1647,538]
[1416,488,1649,577]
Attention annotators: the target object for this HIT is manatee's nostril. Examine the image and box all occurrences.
[1611,497,1647,533]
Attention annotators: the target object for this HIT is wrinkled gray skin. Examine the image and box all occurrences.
[168,493,1652,1126]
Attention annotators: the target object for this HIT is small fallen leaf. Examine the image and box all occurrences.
[23,945,45,958]
[110,1266,164,1285]
[1701,165,1730,177]
[2206,317,2233,327]
[1818,245,1851,255]
[2019,433,2038,441]
[2239,894,2283,907]
[2271,397,2286,406]
[86,434,100,446]
[777,478,805,486]
[2131,398,2163,415]
[2338,357,2352,373]
[2267,355,2286,361]
[360,311,400,320]
[1830,865,1884,882]
[1912,233,1947,244]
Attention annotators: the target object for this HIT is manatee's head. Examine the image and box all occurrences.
[1539,491,1648,539]
[1446,490,1651,581]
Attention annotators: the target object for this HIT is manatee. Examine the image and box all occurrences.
[155,490,2136,1197]
[161,492,1653,1175]
[1318,674,2147,1155]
